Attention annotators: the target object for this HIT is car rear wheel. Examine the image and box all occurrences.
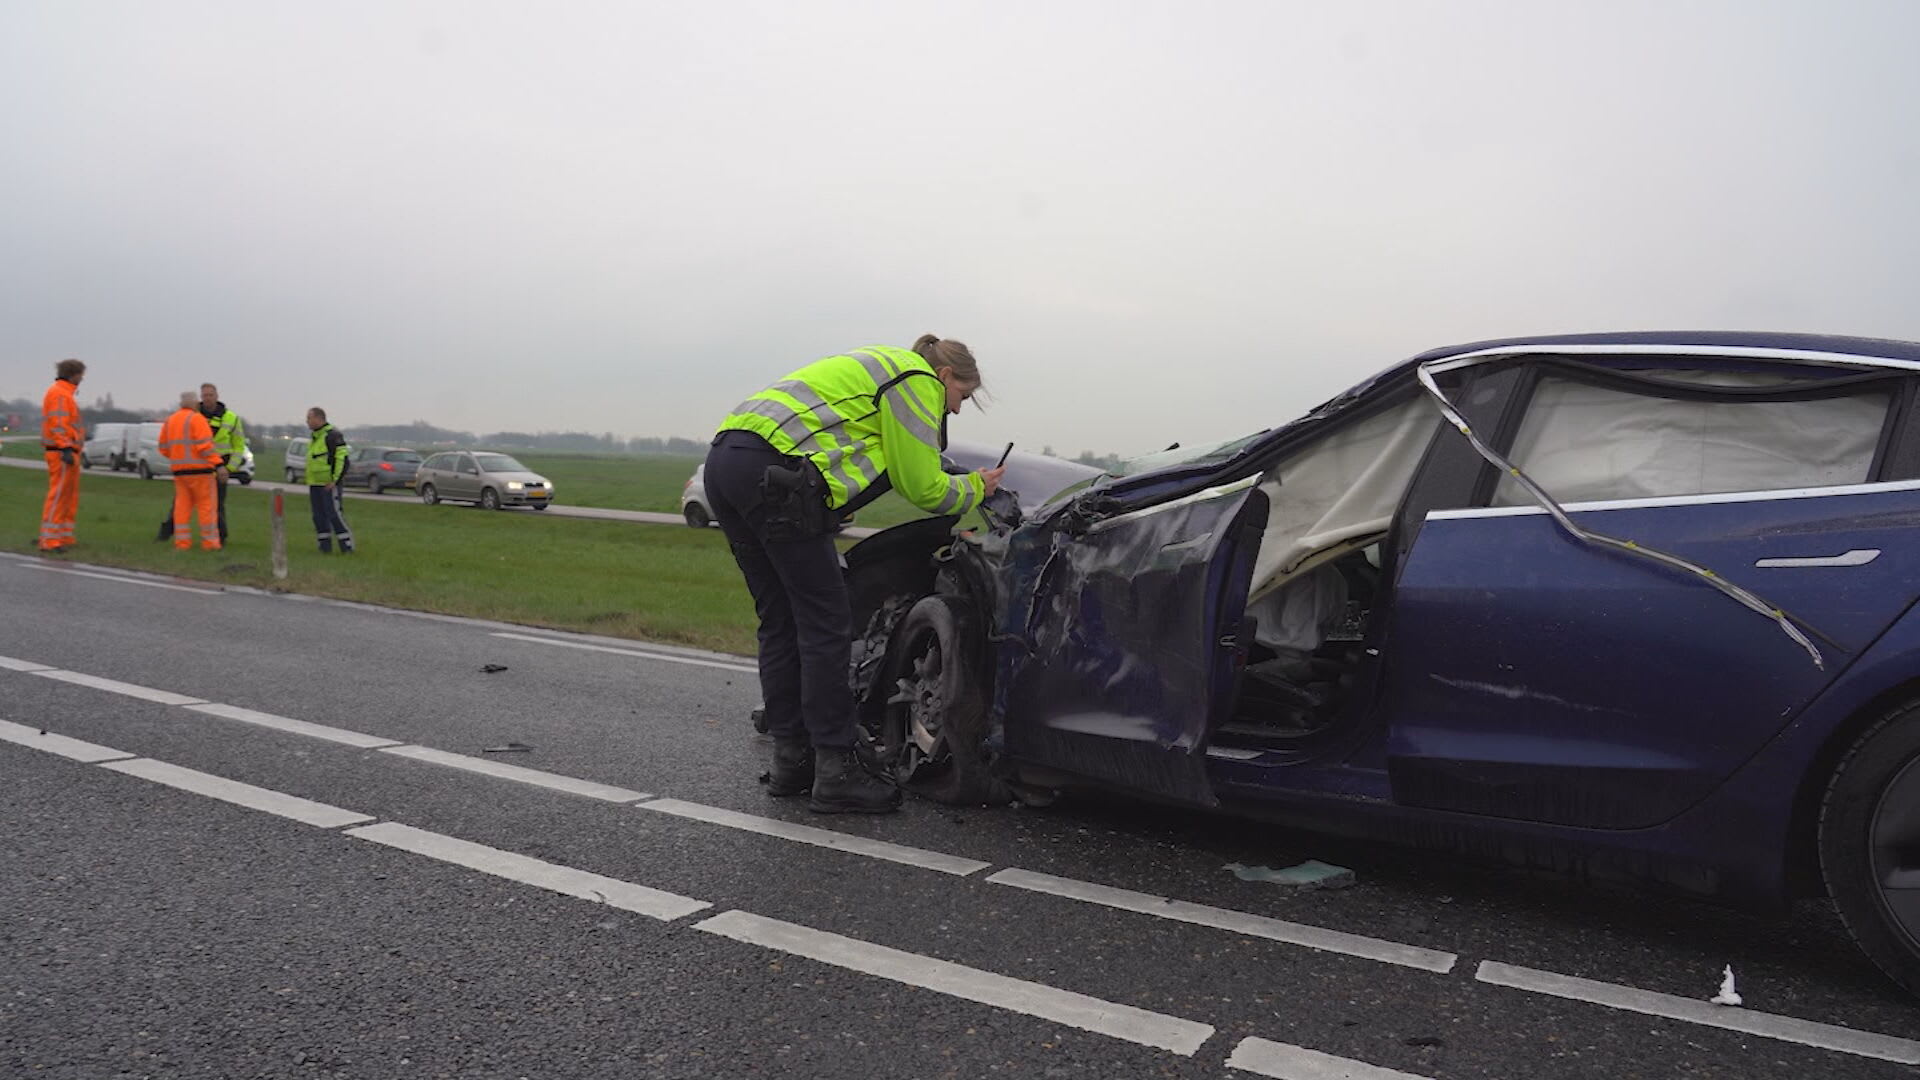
[137,460,152,480]
[480,487,502,511]
[1819,701,1920,996]
[81,456,92,470]
[367,477,383,495]
[873,595,1007,805]
[684,503,711,529]
[418,483,439,506]
[286,467,299,483]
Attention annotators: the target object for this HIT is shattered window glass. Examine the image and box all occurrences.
[1493,375,1891,506]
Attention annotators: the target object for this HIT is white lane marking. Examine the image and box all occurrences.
[0,654,56,672]
[694,909,1215,1055]
[19,562,222,594]
[31,670,207,706]
[100,758,373,829]
[1476,961,1920,1065]
[637,798,991,877]
[988,868,1457,974]
[347,822,709,921]
[379,744,651,803]
[1227,1037,1434,1079]
[184,703,400,750]
[0,719,134,763]
[491,631,759,674]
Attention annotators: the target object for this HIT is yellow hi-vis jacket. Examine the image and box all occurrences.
[718,346,984,515]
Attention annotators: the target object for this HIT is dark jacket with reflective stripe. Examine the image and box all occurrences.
[716,346,983,515]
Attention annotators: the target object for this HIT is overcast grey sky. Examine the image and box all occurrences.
[5,1,1919,456]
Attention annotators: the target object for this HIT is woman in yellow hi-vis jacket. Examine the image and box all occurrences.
[708,334,1004,814]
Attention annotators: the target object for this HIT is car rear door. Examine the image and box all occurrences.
[1001,479,1269,806]
[1378,361,1920,828]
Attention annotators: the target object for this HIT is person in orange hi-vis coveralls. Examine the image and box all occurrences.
[38,358,87,552]
[159,390,225,551]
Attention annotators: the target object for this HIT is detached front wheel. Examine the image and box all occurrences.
[1820,702,1920,996]
[875,595,1007,806]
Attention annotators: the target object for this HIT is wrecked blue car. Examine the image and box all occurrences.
[845,331,1920,995]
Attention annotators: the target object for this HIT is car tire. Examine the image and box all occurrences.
[1819,701,1920,996]
[236,473,252,486]
[419,484,439,506]
[531,503,548,511]
[286,467,299,483]
[137,460,151,480]
[872,594,1008,806]
[480,487,501,511]
[684,503,711,529]
[367,477,382,496]
[81,456,92,470]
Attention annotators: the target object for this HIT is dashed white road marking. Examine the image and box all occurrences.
[0,718,134,762]
[32,669,207,706]
[99,758,374,829]
[19,561,223,594]
[988,868,1457,973]
[491,631,759,673]
[346,821,710,920]
[637,797,991,876]
[693,909,1216,1056]
[185,702,401,749]
[1227,1036,1435,1079]
[1475,961,1920,1065]
[0,653,57,672]
[379,744,651,803]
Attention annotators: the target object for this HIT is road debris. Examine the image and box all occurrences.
[482,742,534,754]
[480,663,509,674]
[1711,964,1743,1006]
[1226,860,1355,889]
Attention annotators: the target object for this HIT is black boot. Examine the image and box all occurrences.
[766,738,814,797]
[810,746,901,815]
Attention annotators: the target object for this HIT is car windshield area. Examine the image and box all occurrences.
[474,453,526,472]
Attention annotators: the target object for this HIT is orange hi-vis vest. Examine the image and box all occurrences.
[41,379,82,451]
[159,407,222,475]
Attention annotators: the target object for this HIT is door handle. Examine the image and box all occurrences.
[1755,549,1881,568]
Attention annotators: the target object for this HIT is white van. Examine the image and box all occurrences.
[133,422,171,480]
[81,422,135,470]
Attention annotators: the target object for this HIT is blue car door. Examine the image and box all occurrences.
[1001,479,1268,807]
[1377,363,1918,829]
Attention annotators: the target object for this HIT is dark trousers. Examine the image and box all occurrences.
[215,473,228,542]
[705,431,854,749]
[308,485,354,552]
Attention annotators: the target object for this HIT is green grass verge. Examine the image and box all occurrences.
[0,467,762,656]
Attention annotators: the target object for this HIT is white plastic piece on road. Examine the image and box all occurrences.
[185,703,401,750]
[0,653,56,672]
[347,822,709,921]
[988,868,1457,973]
[1228,1036,1436,1079]
[379,744,651,803]
[638,798,992,877]
[694,909,1215,1055]
[1711,964,1743,1007]
[491,631,758,674]
[19,562,222,594]
[0,719,134,763]
[1476,961,1920,1065]
[100,758,374,829]
[32,669,207,706]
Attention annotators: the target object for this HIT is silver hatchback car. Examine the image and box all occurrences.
[415,451,555,510]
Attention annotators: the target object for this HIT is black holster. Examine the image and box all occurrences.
[760,460,832,542]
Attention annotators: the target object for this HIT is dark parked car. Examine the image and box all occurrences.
[342,446,423,494]
[839,331,1920,995]
[415,450,554,510]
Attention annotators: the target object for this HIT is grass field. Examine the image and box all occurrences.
[0,466,764,655]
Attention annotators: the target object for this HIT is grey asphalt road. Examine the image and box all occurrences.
[3,553,1917,1079]
[0,454,880,538]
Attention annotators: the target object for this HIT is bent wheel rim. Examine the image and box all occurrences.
[883,624,951,783]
